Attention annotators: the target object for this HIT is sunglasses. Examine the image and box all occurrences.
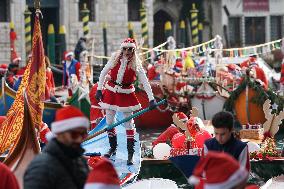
[69,130,88,139]
[122,47,135,52]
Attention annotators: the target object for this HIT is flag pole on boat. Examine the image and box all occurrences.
[84,99,167,142]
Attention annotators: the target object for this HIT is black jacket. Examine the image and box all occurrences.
[24,139,89,189]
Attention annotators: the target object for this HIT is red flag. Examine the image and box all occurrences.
[0,15,46,153]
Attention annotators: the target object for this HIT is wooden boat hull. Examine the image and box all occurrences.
[135,89,173,129]
[0,82,63,126]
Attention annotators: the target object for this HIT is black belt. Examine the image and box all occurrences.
[110,80,133,87]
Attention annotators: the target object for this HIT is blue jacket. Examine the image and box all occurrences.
[62,59,80,86]
[204,135,250,170]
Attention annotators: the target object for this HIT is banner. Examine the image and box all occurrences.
[243,0,269,12]
[0,15,46,154]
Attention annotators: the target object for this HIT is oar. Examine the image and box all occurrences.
[84,99,166,142]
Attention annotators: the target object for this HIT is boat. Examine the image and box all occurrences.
[0,80,63,126]
[3,95,40,188]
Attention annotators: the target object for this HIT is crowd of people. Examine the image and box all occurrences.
[0,37,281,189]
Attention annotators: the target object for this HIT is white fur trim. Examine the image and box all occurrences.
[180,118,188,122]
[120,42,136,49]
[46,131,56,141]
[188,176,200,185]
[98,102,141,112]
[105,82,135,94]
[116,57,127,84]
[91,105,103,109]
[51,117,89,134]
[204,167,248,189]
[65,51,74,58]
[84,183,120,189]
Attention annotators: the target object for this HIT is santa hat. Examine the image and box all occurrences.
[120,38,136,49]
[65,51,74,59]
[188,152,248,189]
[11,48,21,63]
[174,59,183,72]
[175,112,188,122]
[51,106,89,134]
[84,158,120,189]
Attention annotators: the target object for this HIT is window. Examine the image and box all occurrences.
[128,0,141,21]
[228,17,241,47]
[79,0,96,21]
[245,17,265,45]
[270,16,283,40]
[0,0,10,22]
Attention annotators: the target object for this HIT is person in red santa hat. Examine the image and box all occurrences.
[152,112,188,147]
[240,55,268,90]
[280,60,284,94]
[62,51,81,96]
[24,106,89,189]
[95,38,156,165]
[84,158,120,189]
[188,151,258,189]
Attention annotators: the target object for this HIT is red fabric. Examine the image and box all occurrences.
[171,133,186,148]
[148,66,159,80]
[86,158,120,185]
[16,66,26,76]
[75,61,81,81]
[46,69,55,96]
[0,163,20,189]
[55,106,86,122]
[109,61,136,84]
[126,129,135,141]
[176,82,186,91]
[192,152,247,185]
[152,125,180,147]
[39,124,50,144]
[102,83,140,108]
[245,184,259,189]
[89,83,104,130]
[280,63,284,84]
[254,66,268,90]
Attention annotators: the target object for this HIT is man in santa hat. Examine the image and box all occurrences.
[152,112,188,147]
[188,151,258,189]
[24,106,89,189]
[95,38,156,165]
[62,51,81,96]
[204,111,250,171]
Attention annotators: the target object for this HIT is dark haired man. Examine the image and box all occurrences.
[204,111,250,171]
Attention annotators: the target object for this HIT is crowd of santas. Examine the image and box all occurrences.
[146,54,269,94]
[152,111,212,156]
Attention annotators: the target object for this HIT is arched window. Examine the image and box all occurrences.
[79,0,96,21]
[128,0,141,21]
[0,0,10,22]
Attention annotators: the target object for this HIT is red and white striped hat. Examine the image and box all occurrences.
[188,152,248,189]
[51,106,89,134]
[84,158,120,189]
[120,38,136,49]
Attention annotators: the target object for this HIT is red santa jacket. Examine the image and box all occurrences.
[0,163,20,189]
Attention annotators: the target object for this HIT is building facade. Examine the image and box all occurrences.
[0,0,283,65]
[203,0,284,47]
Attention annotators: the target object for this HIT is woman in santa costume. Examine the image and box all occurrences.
[95,38,156,165]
